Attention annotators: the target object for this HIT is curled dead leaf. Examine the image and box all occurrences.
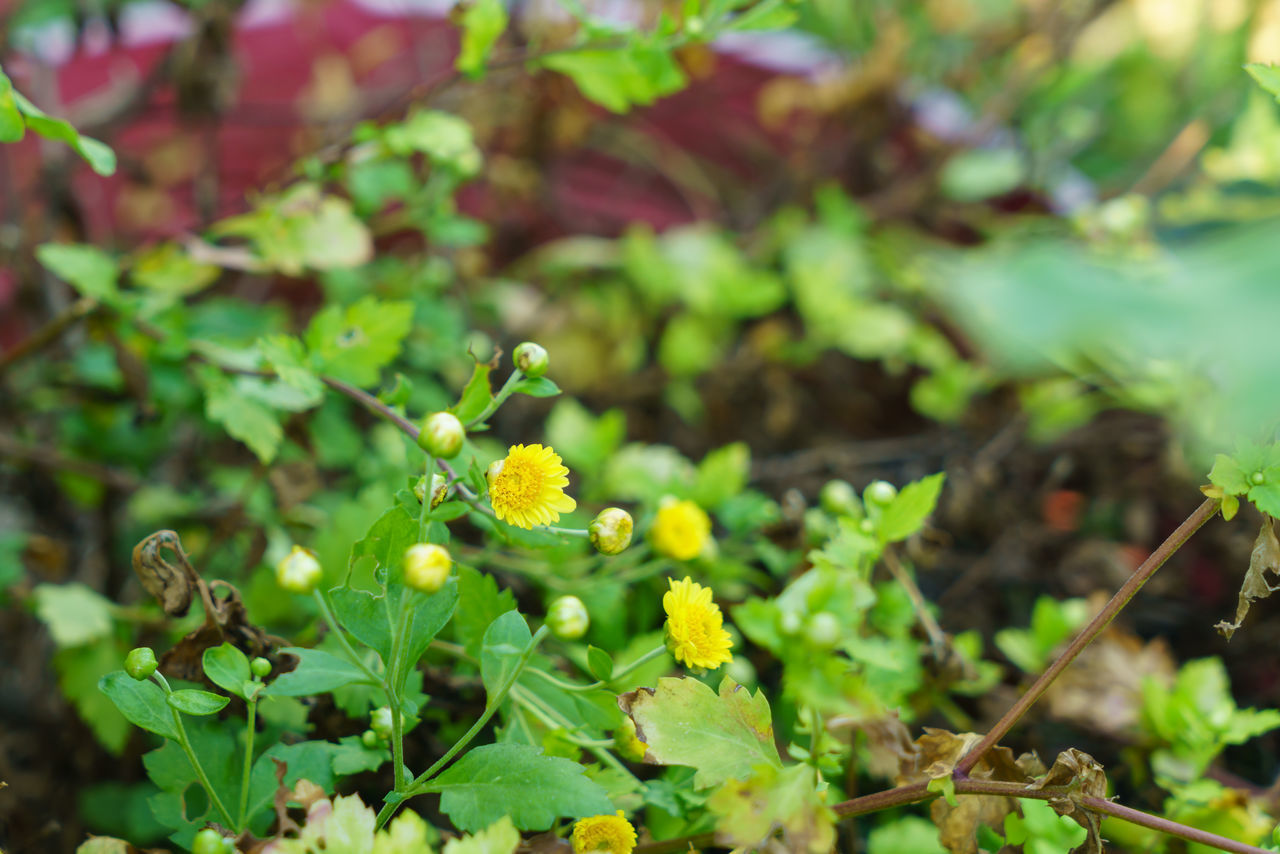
[132,530,198,616]
[1217,517,1280,639]
[1032,748,1108,854]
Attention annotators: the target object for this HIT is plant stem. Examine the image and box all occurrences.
[311,589,382,684]
[1081,796,1272,854]
[954,497,1220,776]
[237,692,257,829]
[508,684,635,778]
[153,673,237,829]
[466,369,523,429]
[375,625,551,829]
[611,644,668,682]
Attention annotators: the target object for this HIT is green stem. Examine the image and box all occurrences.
[312,589,382,684]
[466,370,524,428]
[417,455,435,541]
[387,593,413,792]
[237,692,258,829]
[526,667,604,693]
[153,673,237,829]
[375,625,552,829]
[509,684,635,778]
[611,644,668,682]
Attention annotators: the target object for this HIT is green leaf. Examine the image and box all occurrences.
[453,356,495,422]
[202,644,252,699]
[877,473,946,543]
[691,442,750,509]
[1209,454,1251,495]
[545,399,627,475]
[12,89,116,174]
[540,41,687,113]
[431,500,470,522]
[427,743,614,832]
[1249,482,1280,517]
[242,740,346,823]
[723,0,797,31]
[330,586,394,665]
[305,297,414,388]
[455,566,517,658]
[441,816,521,854]
[1247,63,1280,102]
[130,243,219,297]
[867,816,947,854]
[258,334,325,402]
[198,365,283,462]
[707,763,835,853]
[350,502,421,588]
[457,0,508,78]
[33,582,114,647]
[402,578,460,676]
[587,646,614,682]
[619,675,782,788]
[481,610,532,701]
[36,243,119,301]
[384,110,482,176]
[99,671,180,741]
[265,647,374,697]
[0,73,25,143]
[511,376,561,398]
[55,643,131,754]
[167,689,230,716]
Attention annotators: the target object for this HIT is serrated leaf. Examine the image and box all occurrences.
[481,610,532,700]
[330,586,394,665]
[198,366,283,462]
[1247,63,1280,101]
[305,297,414,388]
[707,763,835,853]
[259,334,324,401]
[203,644,251,699]
[167,689,229,716]
[540,41,687,113]
[1249,482,1280,517]
[1209,454,1250,495]
[453,356,495,423]
[457,0,508,78]
[877,473,946,543]
[427,743,614,832]
[442,816,521,854]
[55,643,131,754]
[99,671,180,741]
[36,243,119,301]
[33,582,114,647]
[691,442,750,509]
[618,675,782,788]
[13,89,116,174]
[265,647,374,697]
[455,566,517,658]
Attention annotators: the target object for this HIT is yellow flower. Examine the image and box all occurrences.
[486,444,577,529]
[663,576,733,671]
[649,498,711,560]
[571,811,637,854]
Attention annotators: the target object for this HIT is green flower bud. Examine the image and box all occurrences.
[779,611,803,636]
[404,543,451,593]
[589,507,634,555]
[276,545,323,594]
[546,595,590,640]
[417,411,465,459]
[191,829,225,854]
[125,647,158,681]
[250,657,272,679]
[370,706,394,740]
[802,507,833,547]
[513,342,549,378]
[361,729,380,749]
[1253,471,1266,485]
[864,480,898,507]
[805,612,841,649]
[414,472,450,508]
[819,480,862,518]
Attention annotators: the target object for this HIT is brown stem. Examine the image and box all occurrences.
[882,546,947,658]
[0,297,97,375]
[0,431,139,490]
[954,497,1219,776]
[1081,796,1271,854]
[320,375,420,440]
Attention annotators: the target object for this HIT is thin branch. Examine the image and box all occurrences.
[1081,796,1272,854]
[881,546,947,658]
[0,431,140,490]
[955,497,1220,775]
[0,297,97,376]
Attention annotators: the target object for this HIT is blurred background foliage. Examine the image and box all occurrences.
[6,0,1280,850]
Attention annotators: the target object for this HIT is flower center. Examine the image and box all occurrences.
[494,459,542,509]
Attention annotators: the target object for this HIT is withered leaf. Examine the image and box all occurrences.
[132,530,198,616]
[1216,516,1280,639]
[931,792,1011,854]
[829,713,917,781]
[1032,748,1108,854]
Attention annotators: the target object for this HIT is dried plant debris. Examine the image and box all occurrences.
[1216,516,1280,639]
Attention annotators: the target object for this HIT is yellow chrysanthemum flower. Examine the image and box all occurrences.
[486,443,577,529]
[649,497,711,560]
[663,576,733,670]
[571,811,637,854]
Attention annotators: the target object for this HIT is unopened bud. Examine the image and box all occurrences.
[370,706,394,740]
[191,829,226,854]
[513,342,549,378]
[589,507,634,555]
[547,595,590,640]
[864,480,898,507]
[276,545,323,594]
[805,612,841,649]
[819,480,862,518]
[404,543,452,593]
[125,647,158,681]
[361,729,380,749]
[250,657,272,679]
[417,411,465,459]
[414,472,450,508]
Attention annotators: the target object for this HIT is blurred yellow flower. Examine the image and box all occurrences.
[649,497,711,560]
[486,443,576,529]
[663,576,733,671]
[571,811,637,854]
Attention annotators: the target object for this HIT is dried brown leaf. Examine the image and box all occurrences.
[1217,517,1280,639]
[1045,628,1175,739]
[828,712,917,780]
[1032,748,1108,854]
[132,530,197,616]
[897,729,1031,787]
[931,792,1012,854]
